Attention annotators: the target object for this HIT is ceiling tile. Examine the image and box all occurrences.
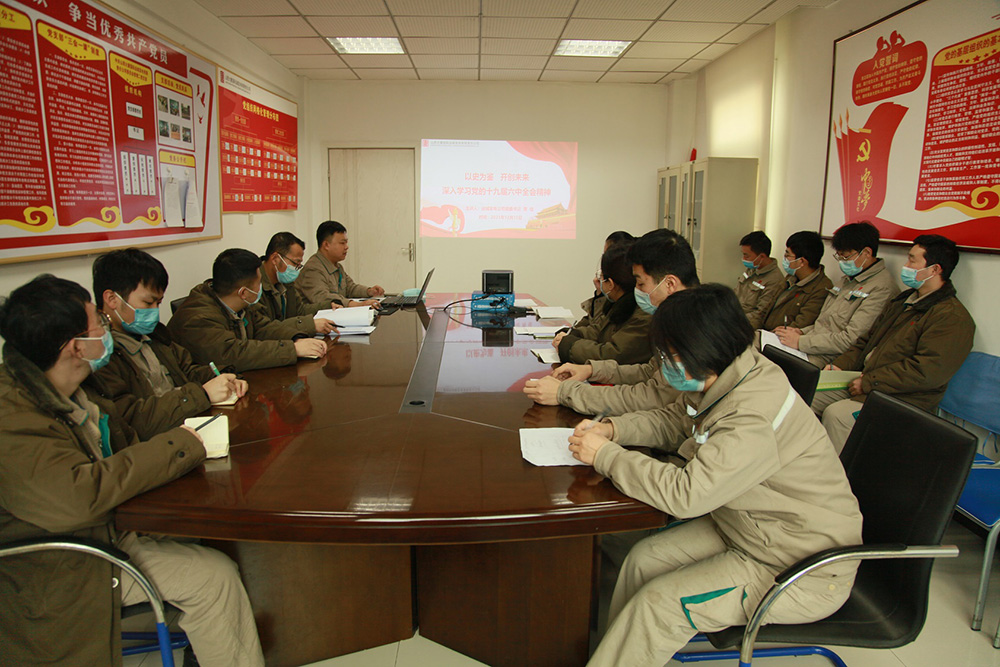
[540,70,603,82]
[341,54,414,68]
[480,54,550,69]
[625,41,705,59]
[482,17,566,39]
[410,54,479,68]
[480,69,542,80]
[356,68,420,80]
[661,72,689,83]
[292,68,360,79]
[644,21,738,42]
[573,0,674,20]
[273,54,347,68]
[600,70,666,83]
[250,37,335,54]
[307,16,398,37]
[289,0,386,14]
[395,16,479,37]
[562,18,652,40]
[481,38,556,56]
[418,68,480,80]
[546,56,614,71]
[386,0,479,15]
[194,0,296,16]
[695,42,736,59]
[722,23,768,42]
[482,0,575,18]
[403,37,479,53]
[662,0,771,23]
[749,0,806,23]
[611,57,685,71]
[675,58,711,73]
[222,16,316,37]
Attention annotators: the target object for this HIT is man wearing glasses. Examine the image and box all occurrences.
[255,231,339,335]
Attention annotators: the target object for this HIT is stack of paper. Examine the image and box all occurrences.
[513,326,565,338]
[759,330,809,361]
[533,306,575,320]
[817,370,862,391]
[531,348,560,364]
[334,325,377,336]
[513,298,537,308]
[519,428,585,467]
[184,415,230,459]
[314,307,375,327]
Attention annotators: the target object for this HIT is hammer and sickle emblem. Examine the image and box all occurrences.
[856,139,871,162]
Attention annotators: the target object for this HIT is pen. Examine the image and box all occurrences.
[195,413,222,431]
[583,412,609,431]
[210,361,221,376]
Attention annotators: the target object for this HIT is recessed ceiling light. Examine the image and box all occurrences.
[326,37,405,54]
[554,40,630,57]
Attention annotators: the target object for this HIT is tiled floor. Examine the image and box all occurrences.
[124,520,1000,667]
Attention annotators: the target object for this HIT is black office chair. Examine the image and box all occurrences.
[761,344,820,405]
[0,536,188,666]
[170,297,187,314]
[674,391,977,666]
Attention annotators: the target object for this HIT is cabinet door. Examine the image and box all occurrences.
[680,168,690,241]
[657,172,667,229]
[666,170,680,233]
[690,166,705,262]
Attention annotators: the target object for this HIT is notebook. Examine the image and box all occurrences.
[184,415,230,459]
[382,269,434,307]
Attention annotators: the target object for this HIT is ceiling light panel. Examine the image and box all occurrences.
[327,37,405,54]
[554,39,631,57]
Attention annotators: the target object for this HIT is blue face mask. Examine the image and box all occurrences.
[634,276,666,316]
[276,256,300,284]
[839,258,862,277]
[241,285,262,306]
[115,293,159,336]
[659,358,706,393]
[82,329,114,373]
[900,265,929,290]
[781,257,799,276]
[741,259,756,270]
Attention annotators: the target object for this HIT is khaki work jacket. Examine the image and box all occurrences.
[735,260,785,329]
[298,252,370,306]
[557,293,652,365]
[761,266,833,331]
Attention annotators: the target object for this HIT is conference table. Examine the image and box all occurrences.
[116,294,666,667]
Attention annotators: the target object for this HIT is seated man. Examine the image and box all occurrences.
[761,231,833,331]
[577,230,635,329]
[735,230,784,329]
[93,248,247,439]
[811,234,975,451]
[254,231,338,335]
[524,229,697,416]
[774,221,899,367]
[168,248,328,372]
[0,275,264,667]
[298,220,383,308]
[552,242,651,365]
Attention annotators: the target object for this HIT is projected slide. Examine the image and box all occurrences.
[420,139,577,239]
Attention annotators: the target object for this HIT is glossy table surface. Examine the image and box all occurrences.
[116,294,665,543]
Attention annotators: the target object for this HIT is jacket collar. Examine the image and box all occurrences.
[850,258,886,284]
[197,280,242,321]
[892,280,958,313]
[2,343,82,418]
[753,260,778,278]
[260,268,285,296]
[313,251,341,275]
[787,265,825,289]
[687,347,756,419]
[602,290,639,325]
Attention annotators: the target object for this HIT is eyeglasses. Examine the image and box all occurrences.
[279,255,304,270]
[833,249,863,262]
[61,314,111,351]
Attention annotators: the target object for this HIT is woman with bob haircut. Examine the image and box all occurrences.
[569,284,862,666]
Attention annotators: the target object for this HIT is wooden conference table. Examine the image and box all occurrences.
[117,294,666,667]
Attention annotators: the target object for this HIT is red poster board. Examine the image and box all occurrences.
[218,70,297,212]
[0,0,220,263]
[820,0,1000,252]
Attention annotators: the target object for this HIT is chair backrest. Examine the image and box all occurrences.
[170,297,186,315]
[939,351,1000,434]
[761,345,820,405]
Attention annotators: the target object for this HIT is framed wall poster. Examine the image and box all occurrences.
[820,0,1000,252]
[0,0,221,264]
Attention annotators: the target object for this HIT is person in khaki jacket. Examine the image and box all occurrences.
[253,231,338,335]
[812,234,976,451]
[576,230,635,329]
[735,230,785,328]
[567,285,862,667]
[298,220,383,308]
[523,229,697,415]
[93,248,247,440]
[0,275,263,667]
[774,221,899,367]
[168,248,328,372]
[552,242,652,365]
[761,231,833,331]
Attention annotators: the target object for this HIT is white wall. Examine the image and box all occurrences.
[304,81,668,313]
[0,0,308,322]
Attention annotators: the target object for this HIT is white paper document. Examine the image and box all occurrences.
[533,306,575,320]
[333,325,376,336]
[184,415,230,459]
[519,428,585,467]
[513,326,565,338]
[315,307,375,327]
[531,348,560,364]
[513,298,537,308]
[759,330,810,361]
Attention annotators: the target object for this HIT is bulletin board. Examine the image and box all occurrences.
[0,0,221,264]
[820,0,1000,252]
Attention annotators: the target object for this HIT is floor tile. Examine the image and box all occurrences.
[394,632,487,667]
[303,641,399,667]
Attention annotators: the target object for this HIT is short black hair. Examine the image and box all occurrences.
[650,284,754,381]
[265,232,305,259]
[605,230,635,247]
[785,231,825,269]
[92,248,169,309]
[832,221,879,257]
[627,229,700,288]
[0,275,91,371]
[316,220,347,247]
[913,234,960,281]
[212,249,261,295]
[600,243,636,291]
[740,231,771,256]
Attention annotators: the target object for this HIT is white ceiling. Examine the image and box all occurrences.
[195,0,835,83]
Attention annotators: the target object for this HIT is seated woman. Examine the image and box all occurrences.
[554,242,652,365]
[578,230,635,328]
[568,284,862,667]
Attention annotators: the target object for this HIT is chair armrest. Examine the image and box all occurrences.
[0,535,130,562]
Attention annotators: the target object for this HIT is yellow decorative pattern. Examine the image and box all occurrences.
[66,207,122,228]
[132,207,163,226]
[0,206,56,233]
[0,4,30,31]
[37,22,106,62]
[925,185,1000,218]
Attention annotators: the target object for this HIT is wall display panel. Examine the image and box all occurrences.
[820,0,1000,252]
[218,69,297,212]
[0,0,220,263]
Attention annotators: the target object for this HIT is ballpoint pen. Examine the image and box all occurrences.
[210,361,221,376]
[195,413,223,431]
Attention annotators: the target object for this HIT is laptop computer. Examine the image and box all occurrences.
[382,268,434,307]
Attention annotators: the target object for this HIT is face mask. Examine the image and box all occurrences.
[276,257,300,284]
[741,259,756,270]
[634,276,667,316]
[781,257,799,276]
[659,358,706,393]
[81,329,114,373]
[839,257,863,277]
[241,285,262,306]
[115,292,159,336]
[900,266,929,290]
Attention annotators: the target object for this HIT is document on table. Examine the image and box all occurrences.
[817,370,863,391]
[184,415,229,458]
[758,330,809,361]
[333,325,377,336]
[514,326,565,338]
[513,298,537,308]
[315,307,375,327]
[531,348,560,364]
[533,306,575,320]
[519,428,585,467]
